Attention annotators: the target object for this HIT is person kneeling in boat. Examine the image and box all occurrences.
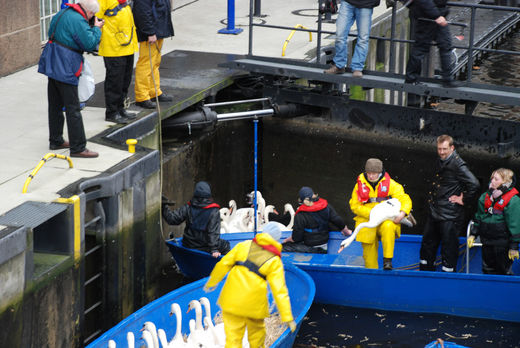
[162,181,230,258]
[282,187,352,253]
[350,158,413,270]
[467,168,520,275]
[204,222,296,347]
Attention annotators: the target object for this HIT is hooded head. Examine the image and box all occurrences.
[299,186,314,201]
[263,222,282,242]
[193,181,212,199]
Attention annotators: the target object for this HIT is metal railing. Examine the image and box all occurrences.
[247,0,520,83]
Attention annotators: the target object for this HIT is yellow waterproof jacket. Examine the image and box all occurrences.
[349,173,412,240]
[96,0,138,56]
[205,233,294,322]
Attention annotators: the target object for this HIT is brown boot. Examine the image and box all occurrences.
[383,258,393,270]
[324,64,345,74]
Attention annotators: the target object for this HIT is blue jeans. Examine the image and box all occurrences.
[333,1,373,71]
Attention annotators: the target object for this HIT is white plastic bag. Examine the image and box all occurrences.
[78,58,95,102]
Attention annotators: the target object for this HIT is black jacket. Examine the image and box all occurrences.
[292,201,346,246]
[427,150,480,221]
[163,197,221,253]
[408,0,448,20]
[345,0,381,9]
[133,0,174,42]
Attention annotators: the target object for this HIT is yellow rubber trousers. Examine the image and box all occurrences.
[360,220,397,269]
[134,39,163,102]
[223,311,265,348]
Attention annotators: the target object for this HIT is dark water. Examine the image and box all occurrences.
[294,304,520,348]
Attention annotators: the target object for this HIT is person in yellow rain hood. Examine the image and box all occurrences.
[349,158,414,270]
[203,222,296,348]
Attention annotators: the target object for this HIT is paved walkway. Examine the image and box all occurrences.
[0,0,390,217]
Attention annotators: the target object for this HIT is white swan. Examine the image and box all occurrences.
[169,303,187,347]
[339,198,404,253]
[141,330,155,348]
[284,203,295,230]
[141,322,159,348]
[187,300,213,346]
[127,332,135,348]
[199,297,225,346]
[187,318,212,348]
[108,340,116,348]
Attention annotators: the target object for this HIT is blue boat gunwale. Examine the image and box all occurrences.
[87,263,315,348]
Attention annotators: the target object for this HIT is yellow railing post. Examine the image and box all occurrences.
[55,195,81,263]
[282,24,313,57]
[22,153,73,193]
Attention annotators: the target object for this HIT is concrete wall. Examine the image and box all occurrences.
[0,0,41,76]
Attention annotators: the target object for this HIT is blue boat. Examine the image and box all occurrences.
[166,231,520,323]
[86,263,315,347]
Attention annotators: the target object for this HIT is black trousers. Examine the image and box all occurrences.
[282,241,327,254]
[103,55,134,117]
[48,78,86,153]
[185,239,231,255]
[482,245,513,275]
[405,18,454,82]
[419,215,461,272]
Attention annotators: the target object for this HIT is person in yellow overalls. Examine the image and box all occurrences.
[96,0,138,124]
[204,223,296,348]
[349,158,413,270]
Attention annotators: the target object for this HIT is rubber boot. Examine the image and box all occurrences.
[383,258,393,270]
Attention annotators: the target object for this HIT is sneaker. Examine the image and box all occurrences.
[135,99,157,109]
[383,258,393,270]
[324,64,345,74]
[352,70,363,77]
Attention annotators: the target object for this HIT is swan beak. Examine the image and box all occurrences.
[338,246,344,253]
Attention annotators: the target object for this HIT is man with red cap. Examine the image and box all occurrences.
[282,187,351,253]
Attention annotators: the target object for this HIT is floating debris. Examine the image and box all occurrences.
[307,321,318,327]
[429,328,438,332]
[322,308,329,315]
[444,333,476,339]
[396,324,406,328]
[380,318,386,323]
[375,312,386,318]
[360,336,370,343]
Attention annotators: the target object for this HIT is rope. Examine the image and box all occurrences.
[148,42,166,241]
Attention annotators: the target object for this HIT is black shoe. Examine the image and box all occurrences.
[135,99,157,109]
[158,93,173,102]
[119,109,137,119]
[442,80,463,88]
[106,113,130,124]
[49,141,70,150]
[383,258,393,270]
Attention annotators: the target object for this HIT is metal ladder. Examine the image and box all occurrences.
[465,220,482,274]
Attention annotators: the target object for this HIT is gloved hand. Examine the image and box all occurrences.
[467,235,475,248]
[341,226,352,236]
[203,285,216,293]
[287,320,297,332]
[386,0,396,8]
[508,249,519,260]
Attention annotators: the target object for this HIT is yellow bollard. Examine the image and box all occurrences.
[22,153,73,193]
[126,139,138,153]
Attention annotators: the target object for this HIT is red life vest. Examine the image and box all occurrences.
[357,172,391,203]
[484,188,518,214]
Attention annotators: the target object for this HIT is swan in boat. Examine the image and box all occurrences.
[199,297,225,346]
[108,340,116,348]
[167,302,187,347]
[283,203,295,230]
[141,329,155,348]
[187,300,213,346]
[262,204,295,234]
[127,332,135,348]
[158,329,170,348]
[187,318,212,348]
[338,198,407,253]
[141,321,159,348]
